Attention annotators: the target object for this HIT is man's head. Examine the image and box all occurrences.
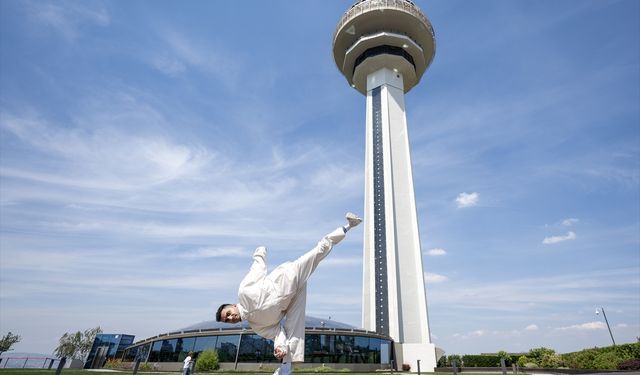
[216,303,241,324]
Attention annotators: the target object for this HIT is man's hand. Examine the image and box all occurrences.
[274,346,287,360]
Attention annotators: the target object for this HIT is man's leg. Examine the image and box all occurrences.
[284,283,307,363]
[292,213,362,287]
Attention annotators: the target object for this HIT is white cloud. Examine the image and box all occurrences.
[456,192,479,208]
[425,272,448,283]
[178,247,246,259]
[556,321,606,331]
[426,267,640,313]
[471,329,487,337]
[426,248,447,256]
[562,218,579,226]
[149,30,242,90]
[27,0,110,41]
[451,329,489,340]
[322,257,362,266]
[0,111,212,190]
[543,231,576,244]
[525,324,539,331]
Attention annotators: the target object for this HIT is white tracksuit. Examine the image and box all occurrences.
[236,227,346,363]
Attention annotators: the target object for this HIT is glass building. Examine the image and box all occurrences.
[121,316,393,371]
[85,333,135,369]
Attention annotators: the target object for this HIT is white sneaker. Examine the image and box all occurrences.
[346,212,362,228]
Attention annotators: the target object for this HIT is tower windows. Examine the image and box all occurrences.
[371,86,389,336]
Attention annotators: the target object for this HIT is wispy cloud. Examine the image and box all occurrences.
[426,248,447,256]
[542,231,576,244]
[425,272,448,283]
[148,29,243,90]
[452,329,488,339]
[525,324,539,331]
[178,247,247,259]
[556,321,606,331]
[0,110,212,191]
[562,218,579,226]
[26,0,109,41]
[428,267,639,313]
[456,192,479,208]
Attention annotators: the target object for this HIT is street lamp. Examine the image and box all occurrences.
[595,307,616,345]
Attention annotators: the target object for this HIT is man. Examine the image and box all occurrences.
[182,352,194,375]
[216,212,362,375]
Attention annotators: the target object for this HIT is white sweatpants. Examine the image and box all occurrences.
[275,227,345,362]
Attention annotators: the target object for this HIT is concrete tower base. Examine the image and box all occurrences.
[395,343,437,373]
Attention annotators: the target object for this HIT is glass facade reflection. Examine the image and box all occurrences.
[124,333,390,365]
[84,334,135,369]
[120,317,393,368]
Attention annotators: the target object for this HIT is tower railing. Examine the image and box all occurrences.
[333,0,434,42]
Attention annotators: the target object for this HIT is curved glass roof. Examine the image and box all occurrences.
[179,315,357,332]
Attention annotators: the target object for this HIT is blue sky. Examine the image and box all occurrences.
[0,0,638,356]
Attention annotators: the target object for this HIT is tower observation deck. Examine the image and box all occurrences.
[332,0,435,95]
[332,0,437,372]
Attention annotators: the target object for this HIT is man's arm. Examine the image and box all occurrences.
[239,246,267,288]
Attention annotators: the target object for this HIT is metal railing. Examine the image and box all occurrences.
[0,356,62,369]
[334,0,434,42]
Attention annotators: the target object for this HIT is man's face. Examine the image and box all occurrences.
[220,304,241,324]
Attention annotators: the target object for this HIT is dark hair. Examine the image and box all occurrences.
[216,304,230,322]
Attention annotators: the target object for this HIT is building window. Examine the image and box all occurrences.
[237,334,276,363]
[176,337,196,362]
[193,335,217,354]
[159,339,178,362]
[216,335,240,362]
[353,45,416,76]
[148,341,162,362]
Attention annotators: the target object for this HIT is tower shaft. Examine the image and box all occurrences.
[362,68,435,370]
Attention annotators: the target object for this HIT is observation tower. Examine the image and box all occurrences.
[332,0,437,371]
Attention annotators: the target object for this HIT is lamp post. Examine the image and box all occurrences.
[595,307,616,345]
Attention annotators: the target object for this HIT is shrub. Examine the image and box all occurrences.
[592,351,623,370]
[195,350,219,372]
[402,363,411,371]
[462,354,502,367]
[528,347,556,363]
[497,350,512,365]
[517,355,536,368]
[104,358,125,369]
[437,355,448,367]
[619,359,640,370]
[448,354,462,367]
[539,353,562,368]
[560,343,640,369]
[139,362,152,372]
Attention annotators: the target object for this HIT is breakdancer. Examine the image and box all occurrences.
[216,212,362,375]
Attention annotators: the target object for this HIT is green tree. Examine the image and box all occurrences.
[195,350,219,371]
[497,351,512,365]
[528,347,556,362]
[448,354,462,367]
[54,326,102,360]
[517,355,537,368]
[540,353,562,368]
[0,332,21,355]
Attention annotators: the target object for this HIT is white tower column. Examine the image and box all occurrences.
[332,0,437,371]
[362,68,435,371]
